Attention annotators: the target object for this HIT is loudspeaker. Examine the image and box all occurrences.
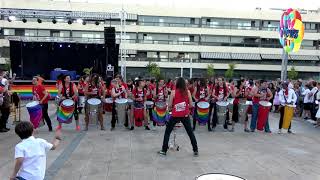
[104,27,116,47]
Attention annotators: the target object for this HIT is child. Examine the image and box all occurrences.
[10,122,61,180]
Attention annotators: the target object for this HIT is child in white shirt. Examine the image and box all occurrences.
[10,121,61,180]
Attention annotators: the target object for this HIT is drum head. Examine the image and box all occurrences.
[62,99,74,106]
[145,101,154,106]
[105,98,113,103]
[196,173,245,180]
[26,101,39,108]
[259,101,272,107]
[155,102,166,108]
[197,102,209,109]
[87,98,101,105]
[286,104,296,108]
[115,98,128,104]
[245,101,253,105]
[216,101,229,107]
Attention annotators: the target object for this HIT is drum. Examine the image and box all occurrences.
[257,101,272,131]
[26,101,43,128]
[227,98,234,112]
[115,98,128,125]
[134,102,144,127]
[282,104,296,129]
[145,101,154,109]
[87,98,102,125]
[78,96,86,108]
[57,99,75,124]
[104,98,113,112]
[152,101,168,126]
[216,101,229,116]
[127,99,134,106]
[196,173,245,180]
[196,101,210,125]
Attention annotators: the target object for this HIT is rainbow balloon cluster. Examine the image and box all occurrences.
[196,102,209,125]
[152,105,168,126]
[279,8,304,53]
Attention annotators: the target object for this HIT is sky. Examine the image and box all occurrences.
[52,0,320,10]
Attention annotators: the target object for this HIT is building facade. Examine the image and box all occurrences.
[0,0,319,79]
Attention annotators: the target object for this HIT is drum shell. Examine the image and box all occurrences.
[145,101,154,109]
[257,103,271,131]
[86,98,102,125]
[282,105,295,129]
[104,98,113,112]
[116,99,128,124]
[134,107,144,127]
[153,102,168,126]
[57,100,75,124]
[216,102,229,115]
[26,102,43,128]
[196,102,210,125]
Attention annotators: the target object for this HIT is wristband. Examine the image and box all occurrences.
[55,137,62,141]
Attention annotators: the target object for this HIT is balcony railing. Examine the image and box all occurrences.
[126,57,319,66]
[4,35,319,50]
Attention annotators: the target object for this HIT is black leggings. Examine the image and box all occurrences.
[0,107,10,129]
[41,103,52,130]
[162,116,198,152]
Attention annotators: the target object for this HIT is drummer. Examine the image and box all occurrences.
[131,79,150,130]
[152,79,168,127]
[211,77,228,131]
[111,78,127,131]
[278,82,297,134]
[250,80,273,133]
[77,75,88,114]
[244,79,254,132]
[84,74,106,131]
[145,79,156,129]
[57,75,80,131]
[229,79,246,132]
[192,78,210,131]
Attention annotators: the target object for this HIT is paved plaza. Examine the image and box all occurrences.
[1,102,320,180]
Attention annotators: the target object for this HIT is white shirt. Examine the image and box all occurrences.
[279,88,297,106]
[302,89,312,103]
[15,136,53,180]
[310,87,318,102]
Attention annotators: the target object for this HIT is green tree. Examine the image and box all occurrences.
[207,64,215,78]
[225,63,236,79]
[288,66,299,80]
[146,62,161,80]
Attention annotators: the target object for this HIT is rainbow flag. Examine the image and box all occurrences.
[11,85,58,100]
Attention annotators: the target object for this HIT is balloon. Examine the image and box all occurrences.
[278,9,304,53]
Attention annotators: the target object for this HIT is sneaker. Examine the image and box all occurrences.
[84,126,88,131]
[130,126,134,130]
[314,124,319,128]
[158,150,166,156]
[250,129,255,132]
[110,127,115,131]
[278,129,282,134]
[101,127,105,131]
[208,128,212,132]
[4,127,10,131]
[145,126,150,130]
[56,125,62,130]
[76,126,81,131]
[244,128,250,133]
[229,128,234,132]
[287,130,293,134]
[265,131,272,134]
[304,117,308,120]
[193,151,199,157]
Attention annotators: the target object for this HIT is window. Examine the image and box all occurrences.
[3,29,15,36]
[191,18,195,24]
[189,35,194,42]
[37,30,50,37]
[25,29,36,36]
